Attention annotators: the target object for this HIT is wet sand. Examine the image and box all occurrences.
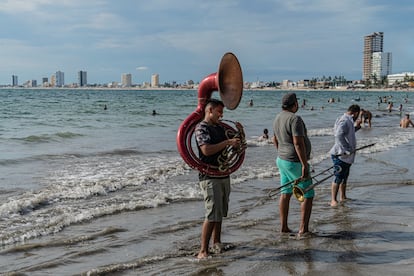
[77,141,414,276]
[2,145,413,276]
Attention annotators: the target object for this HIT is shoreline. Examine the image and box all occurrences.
[1,86,414,93]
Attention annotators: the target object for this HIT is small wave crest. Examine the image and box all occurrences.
[14,132,83,143]
[0,154,200,245]
[308,127,333,137]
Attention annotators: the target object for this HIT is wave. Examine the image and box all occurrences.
[13,132,84,143]
[0,147,178,167]
[247,128,334,147]
[1,127,413,246]
[308,127,333,137]
[0,155,196,245]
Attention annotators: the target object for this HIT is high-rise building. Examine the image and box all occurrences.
[29,80,37,87]
[56,71,64,87]
[362,32,384,81]
[78,71,87,87]
[121,73,132,87]
[12,75,18,86]
[50,74,56,87]
[372,52,392,80]
[151,74,159,88]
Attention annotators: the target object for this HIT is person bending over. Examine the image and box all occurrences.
[360,109,372,128]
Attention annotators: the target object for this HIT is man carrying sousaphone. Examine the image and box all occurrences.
[272,93,314,236]
[195,98,244,259]
[176,52,245,259]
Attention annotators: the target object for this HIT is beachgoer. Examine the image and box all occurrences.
[301,99,306,108]
[249,99,254,107]
[272,93,313,235]
[194,98,243,259]
[400,113,414,128]
[360,109,372,128]
[387,102,393,112]
[260,128,269,140]
[329,104,362,207]
[104,104,107,110]
[152,110,158,115]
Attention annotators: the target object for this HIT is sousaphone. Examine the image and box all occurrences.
[176,52,245,176]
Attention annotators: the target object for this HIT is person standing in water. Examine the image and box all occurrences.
[194,98,243,259]
[272,93,313,235]
[329,104,362,207]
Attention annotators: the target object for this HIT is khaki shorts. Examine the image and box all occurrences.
[199,177,230,221]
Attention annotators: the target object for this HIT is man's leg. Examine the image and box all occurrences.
[299,197,313,234]
[198,220,214,259]
[340,182,348,201]
[212,221,222,244]
[331,182,339,207]
[279,193,292,232]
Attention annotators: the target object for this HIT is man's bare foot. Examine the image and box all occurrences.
[297,231,313,238]
[330,200,338,207]
[210,243,224,254]
[281,228,292,233]
[197,251,209,259]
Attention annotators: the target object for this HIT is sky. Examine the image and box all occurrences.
[0,0,413,85]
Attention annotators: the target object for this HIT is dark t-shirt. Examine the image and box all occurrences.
[273,111,311,162]
[195,121,228,178]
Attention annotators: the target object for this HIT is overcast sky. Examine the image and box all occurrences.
[1,0,413,85]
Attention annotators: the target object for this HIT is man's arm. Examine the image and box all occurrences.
[199,138,240,156]
[272,134,278,149]
[293,135,309,179]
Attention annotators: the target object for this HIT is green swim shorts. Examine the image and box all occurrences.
[276,157,314,198]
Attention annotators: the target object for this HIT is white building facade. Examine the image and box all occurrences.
[387,72,414,86]
[121,73,132,87]
[372,52,392,79]
[151,74,159,88]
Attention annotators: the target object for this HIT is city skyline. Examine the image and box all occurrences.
[1,1,413,85]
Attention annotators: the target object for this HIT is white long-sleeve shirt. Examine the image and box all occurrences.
[329,113,358,164]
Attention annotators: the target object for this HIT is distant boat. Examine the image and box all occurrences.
[354,97,361,101]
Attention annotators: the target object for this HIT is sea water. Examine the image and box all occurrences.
[0,88,413,275]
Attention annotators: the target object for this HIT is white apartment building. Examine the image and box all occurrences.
[371,52,392,79]
[387,72,414,86]
[50,74,56,87]
[121,73,132,87]
[151,74,159,88]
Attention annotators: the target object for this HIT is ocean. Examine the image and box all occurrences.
[0,88,413,275]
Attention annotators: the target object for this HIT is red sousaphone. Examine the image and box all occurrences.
[176,52,245,176]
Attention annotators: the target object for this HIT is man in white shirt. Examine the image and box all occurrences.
[329,105,362,207]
